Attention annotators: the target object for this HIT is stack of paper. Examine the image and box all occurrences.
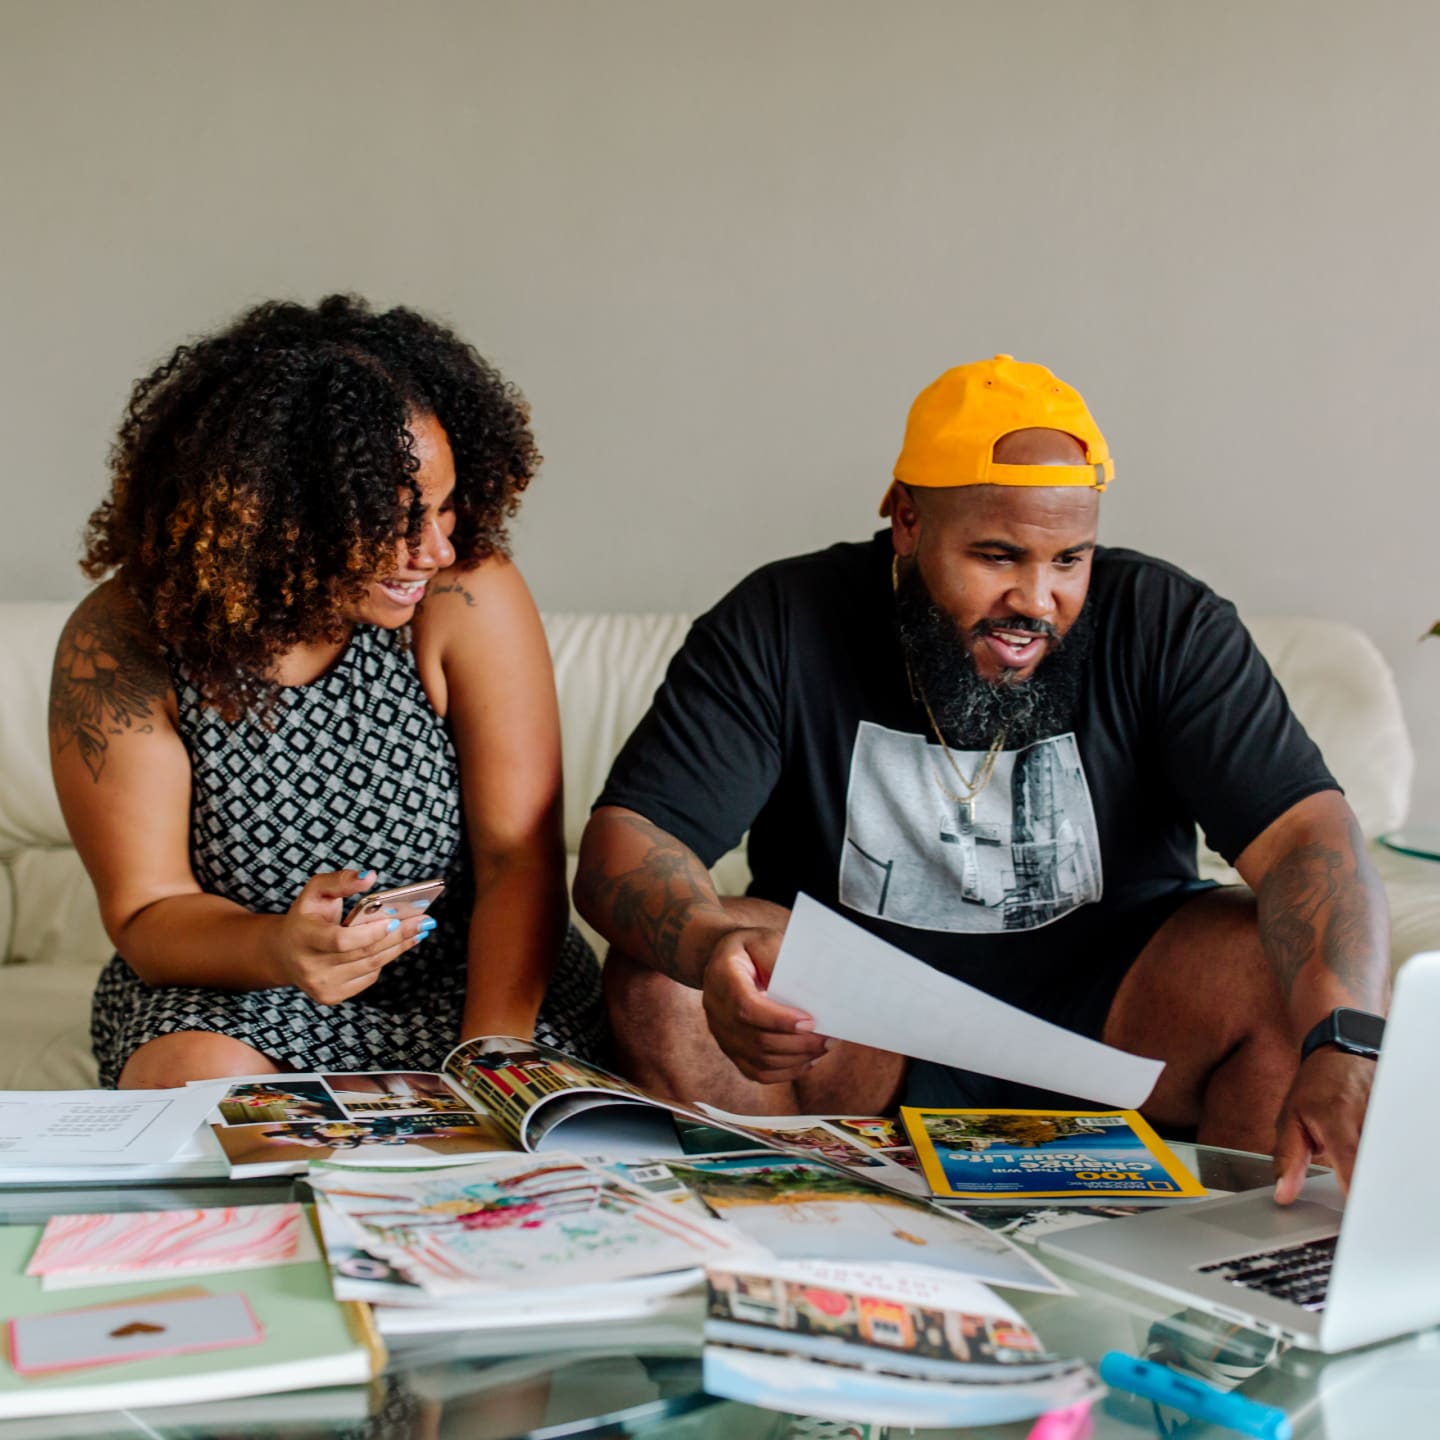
[0,1206,381,1420]
[0,1086,230,1184]
[703,1258,1100,1427]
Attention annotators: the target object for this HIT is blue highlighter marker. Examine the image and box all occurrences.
[1099,1352,1292,1440]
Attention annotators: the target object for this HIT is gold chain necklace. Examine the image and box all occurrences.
[893,554,1007,820]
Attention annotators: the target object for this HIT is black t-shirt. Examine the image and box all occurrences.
[597,531,1337,1041]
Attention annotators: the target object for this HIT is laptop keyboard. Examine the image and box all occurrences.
[1196,1235,1338,1312]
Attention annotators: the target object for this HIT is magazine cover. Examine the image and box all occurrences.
[900,1108,1206,1202]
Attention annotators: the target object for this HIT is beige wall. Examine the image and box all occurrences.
[3,0,1437,819]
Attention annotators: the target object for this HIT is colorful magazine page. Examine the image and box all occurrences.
[442,1036,705,1154]
[900,1108,1206,1202]
[663,1155,1069,1296]
[702,1258,1099,1427]
[307,1152,758,1299]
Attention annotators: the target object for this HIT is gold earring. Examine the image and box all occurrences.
[891,554,900,594]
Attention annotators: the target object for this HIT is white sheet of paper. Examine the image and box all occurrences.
[0,1083,229,1167]
[767,894,1163,1109]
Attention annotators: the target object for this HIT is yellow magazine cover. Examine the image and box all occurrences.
[900,1108,1206,1202]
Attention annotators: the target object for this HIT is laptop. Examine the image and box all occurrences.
[1039,952,1440,1353]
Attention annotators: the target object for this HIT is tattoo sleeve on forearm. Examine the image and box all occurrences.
[574,813,725,984]
[1257,815,1389,1009]
[48,591,168,782]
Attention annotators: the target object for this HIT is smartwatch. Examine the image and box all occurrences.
[1300,1007,1385,1064]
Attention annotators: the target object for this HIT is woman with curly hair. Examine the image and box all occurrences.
[49,295,604,1087]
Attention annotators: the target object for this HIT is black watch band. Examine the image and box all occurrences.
[1300,1007,1385,1064]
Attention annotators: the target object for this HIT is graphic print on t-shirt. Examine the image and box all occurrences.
[838,721,1102,933]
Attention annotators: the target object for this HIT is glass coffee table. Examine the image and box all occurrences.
[2,1145,1437,1439]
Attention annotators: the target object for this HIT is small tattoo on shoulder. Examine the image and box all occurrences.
[49,590,169,782]
[430,580,477,608]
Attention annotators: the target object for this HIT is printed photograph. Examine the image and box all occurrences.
[918,1112,1111,1152]
[734,1123,888,1169]
[878,1146,924,1175]
[839,722,1101,933]
[831,1117,904,1149]
[322,1071,472,1116]
[216,1111,510,1168]
[217,1079,345,1126]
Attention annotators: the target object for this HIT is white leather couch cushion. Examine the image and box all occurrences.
[1241,617,1413,840]
[0,603,71,856]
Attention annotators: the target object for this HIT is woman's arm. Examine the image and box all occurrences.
[421,559,568,1040]
[49,582,418,997]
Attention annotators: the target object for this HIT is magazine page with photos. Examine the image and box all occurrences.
[901,1107,1206,1203]
[206,1072,513,1177]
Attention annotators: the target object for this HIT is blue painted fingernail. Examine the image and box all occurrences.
[386,919,400,933]
[384,907,398,916]
[419,917,437,932]
[357,868,374,882]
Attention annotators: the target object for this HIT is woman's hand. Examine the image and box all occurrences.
[274,868,433,1005]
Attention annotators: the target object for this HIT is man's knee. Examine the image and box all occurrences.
[117,1031,279,1089]
[1107,888,1286,1048]
[603,947,704,1029]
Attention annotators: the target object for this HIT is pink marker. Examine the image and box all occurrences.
[1026,1401,1094,1440]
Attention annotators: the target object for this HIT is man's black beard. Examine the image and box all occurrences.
[894,563,1094,751]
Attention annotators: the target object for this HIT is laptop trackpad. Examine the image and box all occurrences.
[1195,1191,1341,1246]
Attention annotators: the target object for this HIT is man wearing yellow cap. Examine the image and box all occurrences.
[576,356,1389,1202]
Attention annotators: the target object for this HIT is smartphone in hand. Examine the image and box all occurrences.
[343,878,446,927]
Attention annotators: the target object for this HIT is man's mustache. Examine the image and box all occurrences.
[970,616,1062,644]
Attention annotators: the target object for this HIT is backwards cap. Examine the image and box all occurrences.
[881,354,1113,516]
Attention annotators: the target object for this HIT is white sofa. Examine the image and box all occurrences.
[2,602,1435,1090]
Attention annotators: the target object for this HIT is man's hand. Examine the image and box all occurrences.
[1273,1049,1376,1204]
[700,925,829,1083]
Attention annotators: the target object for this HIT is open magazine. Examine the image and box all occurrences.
[207,1036,921,1184]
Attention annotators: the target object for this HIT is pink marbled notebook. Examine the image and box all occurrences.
[26,1203,316,1289]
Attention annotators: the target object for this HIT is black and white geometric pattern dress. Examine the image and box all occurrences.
[91,624,604,1088]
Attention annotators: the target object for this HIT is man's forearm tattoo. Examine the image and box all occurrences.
[48,594,166,782]
[575,814,721,982]
[1257,816,1387,1007]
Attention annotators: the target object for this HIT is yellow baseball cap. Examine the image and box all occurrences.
[881,354,1113,516]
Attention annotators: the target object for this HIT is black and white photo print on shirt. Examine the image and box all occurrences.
[839,721,1102,933]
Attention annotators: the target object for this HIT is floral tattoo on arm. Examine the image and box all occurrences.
[48,592,168,782]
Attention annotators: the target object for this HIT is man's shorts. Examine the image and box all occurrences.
[900,879,1219,1113]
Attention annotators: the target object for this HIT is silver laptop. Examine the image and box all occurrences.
[1039,952,1440,1353]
